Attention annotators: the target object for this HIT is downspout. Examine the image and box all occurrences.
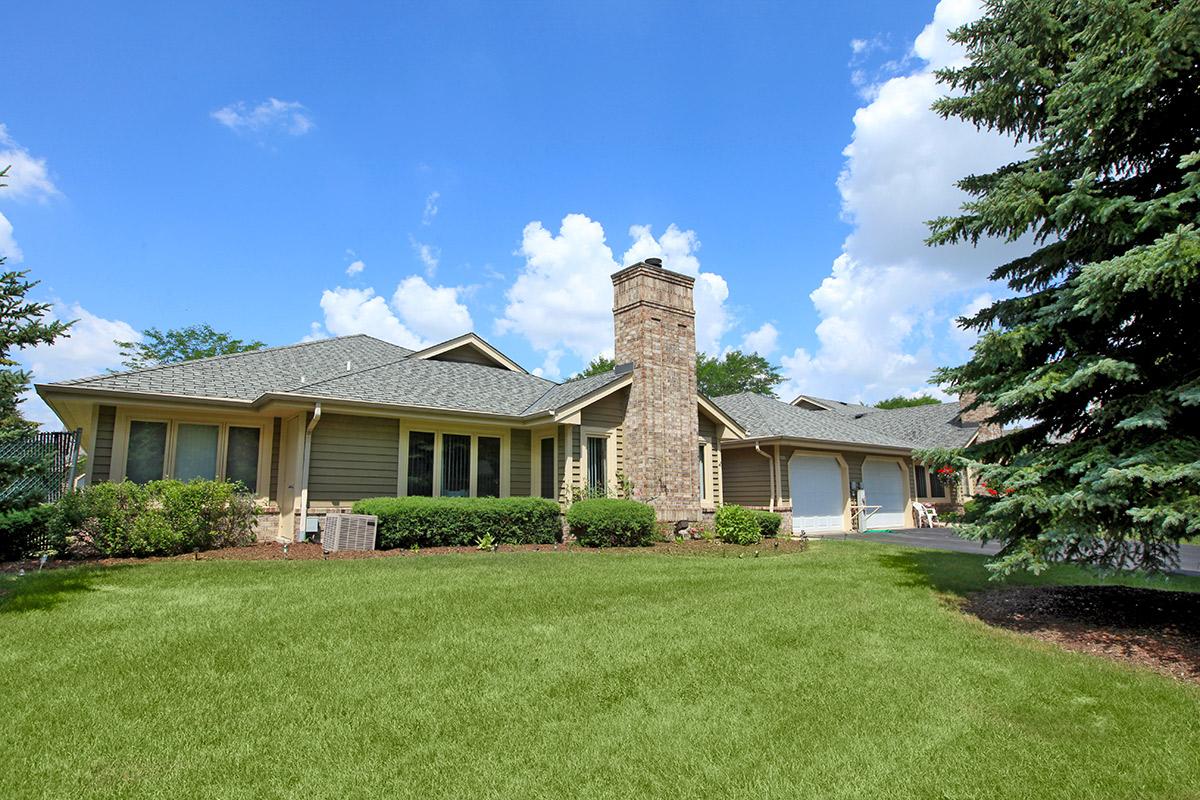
[297,403,322,542]
[754,443,775,513]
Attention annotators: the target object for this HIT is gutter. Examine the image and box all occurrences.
[754,442,775,513]
[297,403,322,542]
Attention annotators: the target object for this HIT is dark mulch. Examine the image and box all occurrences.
[966,585,1200,684]
[0,536,807,574]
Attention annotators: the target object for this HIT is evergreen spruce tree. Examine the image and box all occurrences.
[922,1,1200,573]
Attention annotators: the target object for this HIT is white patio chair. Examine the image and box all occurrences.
[912,501,938,528]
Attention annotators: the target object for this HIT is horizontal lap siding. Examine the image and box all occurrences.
[91,405,116,483]
[308,413,399,501]
[581,388,628,478]
[269,417,281,502]
[698,413,720,504]
[510,429,531,497]
[721,447,772,506]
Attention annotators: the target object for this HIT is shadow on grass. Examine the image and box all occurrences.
[0,566,128,615]
[876,546,1200,600]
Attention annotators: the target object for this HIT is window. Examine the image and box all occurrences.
[586,435,608,495]
[126,421,167,484]
[442,434,471,496]
[225,426,261,492]
[175,423,219,481]
[698,445,707,501]
[407,431,434,496]
[930,470,946,498]
[915,465,928,497]
[477,436,501,497]
[539,437,555,500]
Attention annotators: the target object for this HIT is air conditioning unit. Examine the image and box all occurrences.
[322,513,378,552]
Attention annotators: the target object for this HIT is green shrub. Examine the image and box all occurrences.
[751,510,782,539]
[566,498,657,547]
[0,505,61,560]
[352,496,562,550]
[52,480,257,558]
[714,504,762,545]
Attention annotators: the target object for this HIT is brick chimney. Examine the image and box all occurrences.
[612,258,701,522]
[959,391,1002,443]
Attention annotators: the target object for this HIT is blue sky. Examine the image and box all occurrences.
[2,0,1028,426]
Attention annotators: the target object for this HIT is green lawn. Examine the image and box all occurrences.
[2,541,1198,800]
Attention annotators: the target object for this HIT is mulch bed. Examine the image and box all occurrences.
[0,536,808,574]
[965,585,1200,684]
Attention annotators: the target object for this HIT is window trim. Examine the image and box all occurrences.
[580,426,617,496]
[913,461,952,501]
[698,439,716,509]
[530,427,557,502]
[111,409,271,497]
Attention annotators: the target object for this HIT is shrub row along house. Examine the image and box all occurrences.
[36,260,993,539]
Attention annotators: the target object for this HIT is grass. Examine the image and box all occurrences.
[2,540,1199,799]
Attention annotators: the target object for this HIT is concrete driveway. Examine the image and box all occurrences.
[836,527,1200,576]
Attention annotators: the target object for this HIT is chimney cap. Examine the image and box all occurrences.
[644,257,663,268]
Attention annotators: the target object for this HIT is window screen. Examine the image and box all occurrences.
[477,436,501,497]
[175,424,219,481]
[539,437,555,499]
[225,426,260,493]
[442,434,471,496]
[407,431,434,496]
[126,421,167,484]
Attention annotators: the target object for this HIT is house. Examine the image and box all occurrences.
[36,259,992,539]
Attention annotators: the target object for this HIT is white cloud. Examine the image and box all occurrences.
[310,275,472,350]
[345,259,365,277]
[211,98,313,137]
[0,211,20,262]
[409,237,440,277]
[17,303,139,427]
[740,322,779,357]
[422,191,440,226]
[779,0,1030,405]
[0,124,60,203]
[496,214,742,379]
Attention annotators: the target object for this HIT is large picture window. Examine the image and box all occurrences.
[441,434,471,497]
[407,431,435,496]
[122,418,264,492]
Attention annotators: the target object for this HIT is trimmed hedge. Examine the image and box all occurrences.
[567,498,656,547]
[714,504,762,545]
[351,496,562,550]
[0,505,59,560]
[53,480,257,558]
[752,510,783,539]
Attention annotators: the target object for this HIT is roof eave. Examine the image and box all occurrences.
[721,434,913,455]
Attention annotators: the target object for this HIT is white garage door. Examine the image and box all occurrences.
[789,455,845,532]
[862,460,907,529]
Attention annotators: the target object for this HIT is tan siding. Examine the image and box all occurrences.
[269,417,281,502]
[697,411,720,505]
[429,344,499,367]
[91,405,116,483]
[580,388,628,485]
[308,413,399,501]
[557,424,581,502]
[721,447,773,506]
[510,428,531,497]
[697,414,716,440]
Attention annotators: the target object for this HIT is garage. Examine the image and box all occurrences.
[788,454,846,532]
[861,459,908,529]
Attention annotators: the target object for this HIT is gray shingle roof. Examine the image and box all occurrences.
[711,393,914,448]
[53,335,412,401]
[713,393,980,450]
[793,394,874,415]
[294,356,555,416]
[851,402,976,449]
[522,370,628,415]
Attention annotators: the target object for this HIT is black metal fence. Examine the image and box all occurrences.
[0,428,82,505]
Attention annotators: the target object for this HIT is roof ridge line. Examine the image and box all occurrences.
[62,334,406,386]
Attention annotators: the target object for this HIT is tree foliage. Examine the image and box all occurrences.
[696,350,783,397]
[0,166,74,511]
[570,350,783,398]
[921,0,1200,574]
[115,324,266,371]
[874,395,942,410]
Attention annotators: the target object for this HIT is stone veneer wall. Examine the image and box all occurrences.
[612,261,701,522]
